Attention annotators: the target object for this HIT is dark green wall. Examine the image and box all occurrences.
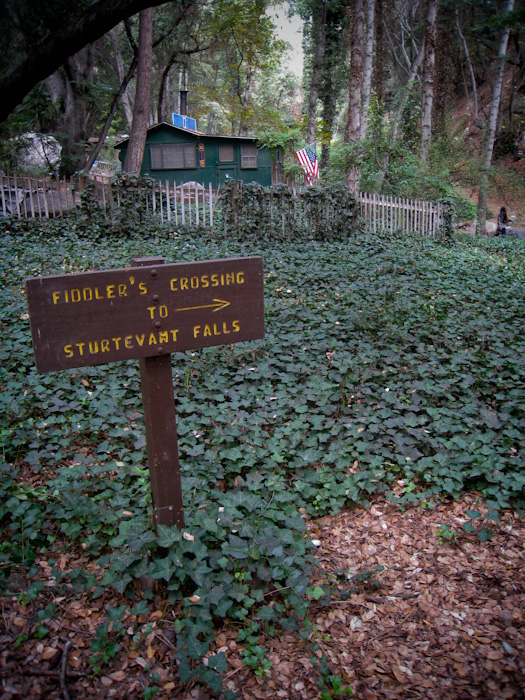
[116,125,272,188]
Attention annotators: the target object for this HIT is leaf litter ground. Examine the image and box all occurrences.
[1,493,523,699]
[0,226,524,698]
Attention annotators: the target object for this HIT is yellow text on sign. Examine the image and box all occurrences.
[52,280,147,304]
[63,329,180,358]
[169,271,244,292]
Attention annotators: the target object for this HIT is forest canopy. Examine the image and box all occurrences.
[0,0,523,223]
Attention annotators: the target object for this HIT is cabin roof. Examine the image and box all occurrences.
[114,122,259,149]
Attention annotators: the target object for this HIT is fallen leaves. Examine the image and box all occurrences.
[0,494,523,699]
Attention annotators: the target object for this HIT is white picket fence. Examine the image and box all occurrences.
[1,173,444,236]
[357,191,444,236]
[125,179,217,228]
[0,173,218,226]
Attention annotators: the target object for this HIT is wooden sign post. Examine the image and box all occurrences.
[26,256,264,530]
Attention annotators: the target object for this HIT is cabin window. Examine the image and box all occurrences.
[150,143,196,169]
[219,144,235,162]
[241,144,257,168]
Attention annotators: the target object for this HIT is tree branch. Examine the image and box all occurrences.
[0,0,175,123]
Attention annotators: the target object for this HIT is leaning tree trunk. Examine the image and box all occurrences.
[307,0,327,145]
[344,0,365,192]
[110,27,135,128]
[360,0,375,140]
[476,0,515,236]
[85,54,138,171]
[455,8,478,121]
[420,0,438,164]
[124,8,153,173]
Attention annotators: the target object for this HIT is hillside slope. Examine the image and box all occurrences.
[452,72,525,225]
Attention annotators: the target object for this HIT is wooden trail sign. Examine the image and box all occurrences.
[26,256,264,529]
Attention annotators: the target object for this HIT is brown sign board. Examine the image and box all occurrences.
[26,256,264,373]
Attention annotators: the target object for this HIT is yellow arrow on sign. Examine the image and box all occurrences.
[176,298,231,313]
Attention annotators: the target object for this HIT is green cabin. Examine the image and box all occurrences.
[115,123,273,189]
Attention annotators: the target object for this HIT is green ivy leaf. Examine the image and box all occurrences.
[466,509,482,520]
[477,528,493,542]
[149,558,174,581]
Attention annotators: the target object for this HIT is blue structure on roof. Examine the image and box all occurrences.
[171,113,197,131]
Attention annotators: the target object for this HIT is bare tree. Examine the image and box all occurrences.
[307,0,328,145]
[476,0,515,236]
[84,54,139,171]
[420,0,437,163]
[344,0,365,191]
[375,40,424,190]
[455,8,478,121]
[360,0,375,140]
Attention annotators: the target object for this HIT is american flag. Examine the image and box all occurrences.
[295,142,319,184]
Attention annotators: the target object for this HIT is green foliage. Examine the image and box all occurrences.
[239,620,273,676]
[462,506,499,542]
[0,465,52,579]
[324,95,482,221]
[311,655,353,699]
[258,126,304,152]
[218,180,358,240]
[89,620,122,674]
[437,505,500,545]
[77,172,169,239]
[436,524,458,545]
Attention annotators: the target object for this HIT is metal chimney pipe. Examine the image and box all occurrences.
[179,90,188,116]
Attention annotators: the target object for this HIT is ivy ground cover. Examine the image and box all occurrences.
[0,225,524,696]
[3,228,523,517]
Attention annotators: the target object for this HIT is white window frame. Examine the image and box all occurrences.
[241,144,258,169]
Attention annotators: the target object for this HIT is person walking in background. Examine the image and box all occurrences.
[496,206,508,236]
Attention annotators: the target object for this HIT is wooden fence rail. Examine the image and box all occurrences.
[357,192,444,236]
[0,174,78,218]
[1,174,444,236]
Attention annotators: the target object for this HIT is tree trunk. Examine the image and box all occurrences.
[110,27,135,128]
[476,0,515,236]
[420,0,437,164]
[124,8,153,173]
[307,0,327,145]
[372,0,384,106]
[45,45,96,177]
[320,71,336,172]
[455,9,478,120]
[344,0,365,192]
[84,54,139,171]
[157,52,179,123]
[239,65,254,136]
[360,0,375,140]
